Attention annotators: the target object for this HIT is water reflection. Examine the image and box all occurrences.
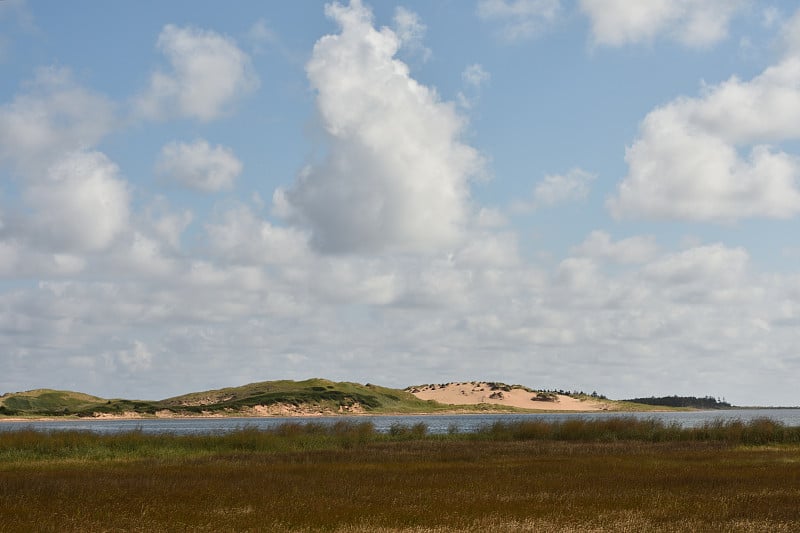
[2,409,800,435]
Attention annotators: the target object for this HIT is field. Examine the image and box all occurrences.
[2,418,800,532]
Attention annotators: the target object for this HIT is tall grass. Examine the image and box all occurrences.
[473,416,800,445]
[2,417,799,464]
[2,418,800,531]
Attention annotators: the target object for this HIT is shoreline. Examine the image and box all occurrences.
[0,406,709,423]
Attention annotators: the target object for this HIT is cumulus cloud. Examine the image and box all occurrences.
[24,151,130,252]
[609,52,800,221]
[462,64,490,87]
[140,201,193,250]
[572,230,659,264]
[0,242,86,278]
[477,0,561,41]
[0,67,115,175]
[114,340,154,372]
[393,6,431,61]
[781,8,800,56]
[246,18,278,55]
[515,168,595,212]
[205,204,310,265]
[641,244,755,305]
[156,139,242,192]
[643,243,748,286]
[579,0,746,48]
[275,0,483,254]
[137,24,258,121]
[476,207,508,228]
[534,168,595,205]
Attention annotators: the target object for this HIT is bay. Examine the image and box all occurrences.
[2,409,800,435]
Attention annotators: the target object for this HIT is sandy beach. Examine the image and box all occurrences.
[407,382,610,411]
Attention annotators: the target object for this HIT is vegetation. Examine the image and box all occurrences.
[159,378,444,414]
[1,418,800,531]
[0,379,451,418]
[1,380,738,418]
[625,395,733,409]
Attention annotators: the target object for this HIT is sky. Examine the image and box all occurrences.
[1,0,800,405]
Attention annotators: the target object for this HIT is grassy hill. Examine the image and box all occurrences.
[0,379,693,418]
[0,379,449,418]
[0,389,105,415]
[159,378,444,415]
[0,389,162,417]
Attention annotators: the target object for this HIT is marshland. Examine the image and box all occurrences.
[2,417,800,532]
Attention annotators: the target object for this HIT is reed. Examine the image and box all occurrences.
[2,418,800,531]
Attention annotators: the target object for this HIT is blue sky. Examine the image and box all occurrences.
[2,0,800,405]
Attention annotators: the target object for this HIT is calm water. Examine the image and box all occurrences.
[2,409,799,435]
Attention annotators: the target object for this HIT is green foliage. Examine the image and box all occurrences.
[0,379,454,418]
[624,395,733,409]
[0,389,107,416]
[159,378,450,415]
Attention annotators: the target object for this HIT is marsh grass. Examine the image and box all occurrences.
[2,418,800,531]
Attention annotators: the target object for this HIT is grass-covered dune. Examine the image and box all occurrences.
[0,378,693,418]
[2,418,800,531]
[159,378,446,415]
[0,379,451,418]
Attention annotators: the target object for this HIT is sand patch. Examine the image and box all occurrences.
[407,382,610,411]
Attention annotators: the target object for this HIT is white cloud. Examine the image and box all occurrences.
[0,241,86,278]
[393,6,431,61]
[579,0,746,48]
[275,0,483,254]
[246,18,278,55]
[762,7,781,29]
[140,201,193,250]
[6,0,800,408]
[137,24,258,122]
[643,244,748,286]
[0,67,115,175]
[454,231,520,268]
[477,0,562,41]
[115,340,154,372]
[24,151,130,252]
[641,244,756,305]
[781,8,800,56]
[476,207,508,228]
[515,168,595,212]
[156,139,242,192]
[572,230,659,264]
[205,204,310,265]
[462,64,490,87]
[609,55,800,221]
[534,168,595,205]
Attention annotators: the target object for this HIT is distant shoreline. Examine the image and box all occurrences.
[0,406,725,423]
[1,379,766,420]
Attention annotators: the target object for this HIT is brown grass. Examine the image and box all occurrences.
[1,419,800,531]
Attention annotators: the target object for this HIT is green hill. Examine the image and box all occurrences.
[160,378,444,414]
[0,379,449,417]
[0,389,106,416]
[0,379,694,418]
[0,389,162,417]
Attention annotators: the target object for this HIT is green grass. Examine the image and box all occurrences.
[1,379,459,417]
[159,378,452,415]
[2,418,800,531]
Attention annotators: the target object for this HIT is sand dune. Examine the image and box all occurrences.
[407,382,610,411]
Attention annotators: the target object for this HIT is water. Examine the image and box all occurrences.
[2,409,799,435]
